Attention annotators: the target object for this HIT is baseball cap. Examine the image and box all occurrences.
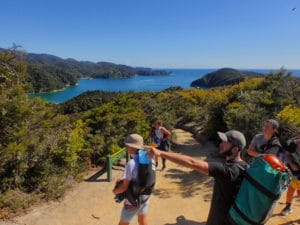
[217,130,246,150]
[124,134,144,149]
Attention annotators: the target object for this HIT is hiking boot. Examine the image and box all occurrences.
[280,206,292,216]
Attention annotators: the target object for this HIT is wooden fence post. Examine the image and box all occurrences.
[107,155,112,182]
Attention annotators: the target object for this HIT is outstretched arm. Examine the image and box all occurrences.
[145,147,209,175]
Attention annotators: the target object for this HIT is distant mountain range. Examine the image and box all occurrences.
[190,68,264,88]
[0,48,170,93]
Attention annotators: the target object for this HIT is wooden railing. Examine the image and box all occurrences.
[106,148,129,182]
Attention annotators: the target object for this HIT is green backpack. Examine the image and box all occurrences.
[229,156,292,225]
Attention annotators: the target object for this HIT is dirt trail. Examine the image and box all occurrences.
[1,129,299,225]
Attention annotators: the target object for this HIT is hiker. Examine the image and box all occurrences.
[247,119,283,161]
[113,134,156,225]
[145,130,248,225]
[150,119,171,170]
[280,138,300,216]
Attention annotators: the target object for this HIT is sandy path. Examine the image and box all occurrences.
[1,129,299,225]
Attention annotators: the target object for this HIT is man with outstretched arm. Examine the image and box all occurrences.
[145,130,249,225]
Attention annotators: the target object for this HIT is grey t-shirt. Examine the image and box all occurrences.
[250,133,280,155]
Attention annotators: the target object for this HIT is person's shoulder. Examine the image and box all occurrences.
[208,158,226,167]
[255,133,264,138]
[226,159,248,168]
[250,133,261,142]
[251,133,264,142]
[235,160,249,169]
[127,156,138,166]
[162,126,170,131]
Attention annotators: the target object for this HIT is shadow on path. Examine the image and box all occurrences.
[84,168,107,182]
[164,168,213,198]
[165,215,206,225]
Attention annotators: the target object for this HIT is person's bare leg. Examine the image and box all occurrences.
[118,220,130,225]
[286,186,296,204]
[281,186,296,215]
[137,214,148,225]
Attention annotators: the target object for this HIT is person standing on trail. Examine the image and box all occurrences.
[247,119,283,162]
[113,134,156,225]
[149,120,171,170]
[145,130,249,225]
[280,138,300,216]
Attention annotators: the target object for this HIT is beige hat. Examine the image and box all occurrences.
[125,134,144,149]
[217,130,246,150]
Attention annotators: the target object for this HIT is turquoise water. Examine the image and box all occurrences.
[30,69,300,103]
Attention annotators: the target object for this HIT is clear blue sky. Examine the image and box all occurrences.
[1,0,299,69]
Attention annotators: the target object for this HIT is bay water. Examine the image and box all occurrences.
[31,68,300,104]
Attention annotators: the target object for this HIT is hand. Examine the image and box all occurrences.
[113,178,124,192]
[143,146,161,159]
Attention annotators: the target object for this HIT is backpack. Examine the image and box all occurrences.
[228,155,292,225]
[125,150,156,206]
[245,136,284,164]
[261,136,285,162]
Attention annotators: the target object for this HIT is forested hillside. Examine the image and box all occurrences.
[22,51,170,93]
[0,48,299,218]
[0,48,170,93]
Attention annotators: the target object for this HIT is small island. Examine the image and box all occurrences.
[190,68,264,88]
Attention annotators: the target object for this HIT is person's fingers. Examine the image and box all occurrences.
[143,145,154,150]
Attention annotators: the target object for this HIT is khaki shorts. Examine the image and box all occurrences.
[290,176,300,190]
[120,203,148,222]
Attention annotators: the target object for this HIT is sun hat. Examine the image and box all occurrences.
[217,130,246,150]
[124,134,144,149]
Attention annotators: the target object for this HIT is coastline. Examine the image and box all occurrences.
[28,69,300,104]
[81,76,93,80]
[30,83,79,94]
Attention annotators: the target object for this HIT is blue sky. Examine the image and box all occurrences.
[0,0,299,69]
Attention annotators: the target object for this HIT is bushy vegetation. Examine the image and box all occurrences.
[0,49,89,215]
[0,48,299,217]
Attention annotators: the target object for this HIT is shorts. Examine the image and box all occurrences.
[290,176,300,190]
[120,203,148,222]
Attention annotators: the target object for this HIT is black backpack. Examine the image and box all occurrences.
[245,136,284,164]
[126,151,156,206]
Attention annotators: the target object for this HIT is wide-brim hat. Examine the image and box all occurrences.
[125,134,144,149]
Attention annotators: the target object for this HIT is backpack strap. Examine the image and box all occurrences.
[232,201,263,225]
[260,136,281,152]
[244,172,280,200]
